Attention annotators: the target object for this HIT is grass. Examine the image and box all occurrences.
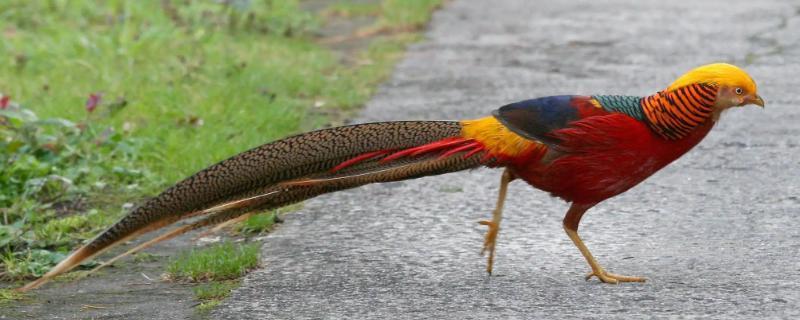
[166,241,257,313]
[2,0,325,182]
[132,252,159,263]
[166,242,260,282]
[167,242,258,314]
[0,0,444,308]
[379,0,445,31]
[0,0,443,183]
[237,212,280,235]
[193,280,241,300]
[1,104,145,280]
[0,288,24,304]
[193,280,241,313]
[324,3,382,18]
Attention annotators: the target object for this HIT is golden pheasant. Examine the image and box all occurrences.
[20,63,763,291]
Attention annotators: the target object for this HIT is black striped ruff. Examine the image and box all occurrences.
[641,83,717,139]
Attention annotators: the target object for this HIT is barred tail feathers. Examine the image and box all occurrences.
[20,120,491,291]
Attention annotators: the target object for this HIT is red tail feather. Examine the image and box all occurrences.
[438,141,482,159]
[330,150,390,173]
[333,137,486,173]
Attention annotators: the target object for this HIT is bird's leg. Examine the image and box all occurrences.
[563,203,646,284]
[478,169,514,274]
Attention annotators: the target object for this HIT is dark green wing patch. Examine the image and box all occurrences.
[591,95,645,121]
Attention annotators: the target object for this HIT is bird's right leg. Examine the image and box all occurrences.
[478,169,514,274]
[562,203,646,284]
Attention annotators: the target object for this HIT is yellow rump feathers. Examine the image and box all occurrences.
[667,63,757,93]
[461,116,542,157]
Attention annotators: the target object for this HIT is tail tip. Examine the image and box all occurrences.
[16,277,48,292]
[15,245,97,292]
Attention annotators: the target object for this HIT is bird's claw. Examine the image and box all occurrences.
[584,270,647,284]
[478,219,499,274]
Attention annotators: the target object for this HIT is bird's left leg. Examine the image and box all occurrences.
[563,203,646,284]
[478,169,514,274]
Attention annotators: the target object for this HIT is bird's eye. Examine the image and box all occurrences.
[735,87,743,95]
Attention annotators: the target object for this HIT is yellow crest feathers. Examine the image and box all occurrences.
[666,63,757,93]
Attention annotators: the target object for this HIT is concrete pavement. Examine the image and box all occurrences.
[215,0,800,318]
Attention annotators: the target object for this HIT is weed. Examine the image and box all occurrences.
[237,212,280,235]
[1,102,147,280]
[166,242,260,282]
[196,299,223,314]
[193,280,240,301]
[132,252,159,263]
[192,281,239,315]
[379,0,444,31]
[0,288,24,304]
[324,3,381,18]
[1,249,65,279]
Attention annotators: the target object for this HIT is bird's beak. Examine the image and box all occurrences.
[748,94,765,108]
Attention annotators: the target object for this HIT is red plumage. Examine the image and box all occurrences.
[515,113,714,204]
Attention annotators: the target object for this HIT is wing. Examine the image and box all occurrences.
[491,95,609,146]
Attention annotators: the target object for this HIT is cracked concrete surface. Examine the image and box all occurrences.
[214,0,800,319]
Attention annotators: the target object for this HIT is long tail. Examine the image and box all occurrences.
[19,120,493,291]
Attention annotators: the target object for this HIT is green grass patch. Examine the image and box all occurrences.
[1,249,65,280]
[192,280,240,313]
[324,2,381,18]
[1,0,445,282]
[0,288,24,304]
[235,203,299,235]
[191,280,241,314]
[1,104,144,280]
[132,252,159,263]
[1,0,323,183]
[379,0,444,30]
[0,0,443,185]
[166,242,260,282]
[193,280,240,300]
[168,242,257,313]
[196,299,223,314]
[237,212,280,235]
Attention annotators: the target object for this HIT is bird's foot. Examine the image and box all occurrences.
[585,269,646,284]
[478,219,499,274]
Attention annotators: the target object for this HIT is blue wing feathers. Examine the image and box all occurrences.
[491,95,581,144]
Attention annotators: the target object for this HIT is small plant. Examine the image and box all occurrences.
[192,280,240,313]
[237,212,279,234]
[193,280,240,301]
[379,0,444,31]
[1,249,65,279]
[0,288,24,304]
[132,252,159,263]
[166,242,260,282]
[236,209,290,235]
[191,276,245,314]
[324,2,381,18]
[0,97,154,280]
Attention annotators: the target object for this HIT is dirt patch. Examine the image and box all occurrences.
[304,0,383,65]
